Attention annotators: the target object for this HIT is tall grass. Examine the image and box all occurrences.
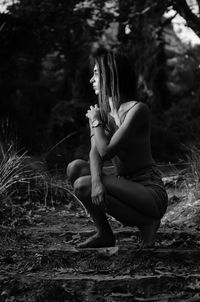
[0,150,34,198]
[162,146,200,226]
[185,145,200,200]
[0,143,76,227]
[188,145,200,182]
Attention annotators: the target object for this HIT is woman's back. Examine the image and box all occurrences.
[111,101,154,175]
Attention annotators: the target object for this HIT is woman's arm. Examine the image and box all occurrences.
[89,134,106,207]
[89,137,103,183]
[87,102,149,161]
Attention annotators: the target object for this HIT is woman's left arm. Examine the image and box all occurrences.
[86,103,149,161]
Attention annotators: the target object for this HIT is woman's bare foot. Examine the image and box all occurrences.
[139,219,160,248]
[77,233,115,248]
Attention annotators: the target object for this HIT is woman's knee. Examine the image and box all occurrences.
[66,159,89,184]
[73,176,91,200]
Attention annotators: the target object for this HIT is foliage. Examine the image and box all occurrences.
[0,0,94,154]
[117,1,168,110]
[0,0,200,161]
[150,91,200,162]
[162,145,200,227]
[188,145,200,182]
[162,95,200,142]
[173,0,200,37]
[0,144,73,228]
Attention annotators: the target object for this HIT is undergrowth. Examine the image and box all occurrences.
[0,144,75,230]
[161,145,200,227]
[185,145,200,200]
[167,145,200,199]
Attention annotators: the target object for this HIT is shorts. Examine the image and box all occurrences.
[118,165,168,218]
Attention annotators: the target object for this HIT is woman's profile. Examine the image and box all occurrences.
[67,50,168,248]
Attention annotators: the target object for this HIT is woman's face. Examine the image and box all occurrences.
[90,64,100,95]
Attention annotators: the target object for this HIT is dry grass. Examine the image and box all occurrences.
[188,145,200,181]
[185,145,200,200]
[162,145,200,227]
[0,144,76,228]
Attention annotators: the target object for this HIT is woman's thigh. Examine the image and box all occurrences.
[106,194,154,226]
[67,159,90,184]
[102,175,161,218]
[73,175,159,225]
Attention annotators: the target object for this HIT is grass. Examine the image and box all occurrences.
[188,145,200,181]
[0,143,76,229]
[162,145,200,226]
[164,145,200,199]
[185,145,200,200]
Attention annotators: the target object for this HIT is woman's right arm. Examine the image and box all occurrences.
[89,137,106,207]
[89,138,102,182]
[89,120,103,183]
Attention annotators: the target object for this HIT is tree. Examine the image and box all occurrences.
[0,0,200,161]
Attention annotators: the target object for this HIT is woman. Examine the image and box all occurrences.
[67,51,168,248]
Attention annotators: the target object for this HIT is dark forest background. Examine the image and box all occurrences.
[1,0,200,172]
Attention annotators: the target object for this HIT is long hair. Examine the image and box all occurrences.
[93,50,137,131]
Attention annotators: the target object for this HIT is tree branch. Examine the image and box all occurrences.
[129,2,157,18]
[161,11,178,27]
[175,0,200,25]
[173,0,200,35]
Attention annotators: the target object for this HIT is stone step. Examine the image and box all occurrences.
[39,246,200,274]
[43,245,200,261]
[107,292,200,302]
[0,272,199,302]
[2,246,199,277]
[19,227,200,248]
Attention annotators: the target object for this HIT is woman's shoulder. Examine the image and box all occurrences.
[118,100,149,123]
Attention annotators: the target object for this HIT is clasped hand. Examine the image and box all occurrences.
[85,104,101,122]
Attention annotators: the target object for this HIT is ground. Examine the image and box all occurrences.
[0,165,200,302]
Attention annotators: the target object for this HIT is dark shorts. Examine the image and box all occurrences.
[118,165,168,218]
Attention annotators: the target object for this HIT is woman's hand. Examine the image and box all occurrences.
[91,180,107,211]
[86,104,101,122]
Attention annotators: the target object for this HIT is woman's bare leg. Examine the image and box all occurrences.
[102,175,164,218]
[73,175,162,248]
[102,175,165,247]
[73,176,115,248]
[105,195,159,247]
[67,162,165,247]
[139,220,160,247]
[66,159,90,184]
[67,160,114,247]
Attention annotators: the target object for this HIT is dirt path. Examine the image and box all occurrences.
[0,192,200,302]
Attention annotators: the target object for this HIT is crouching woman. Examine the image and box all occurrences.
[67,51,168,248]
